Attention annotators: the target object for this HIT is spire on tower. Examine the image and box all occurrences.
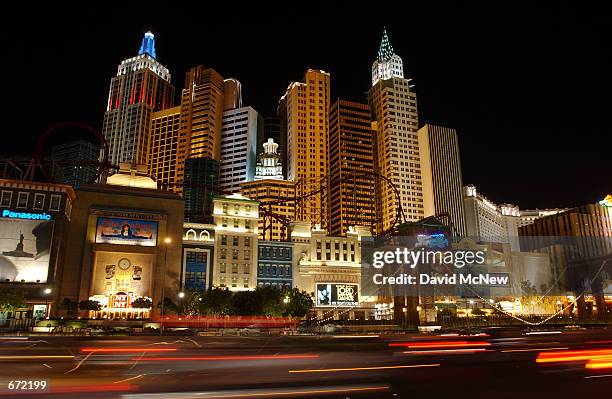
[377,27,394,62]
[138,31,157,59]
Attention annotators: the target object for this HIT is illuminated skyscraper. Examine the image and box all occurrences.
[418,124,466,236]
[280,69,330,228]
[174,66,225,193]
[102,31,175,171]
[368,29,423,231]
[219,106,260,194]
[328,99,376,236]
[175,67,243,194]
[149,106,181,191]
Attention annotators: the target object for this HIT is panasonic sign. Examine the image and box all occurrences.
[2,209,52,220]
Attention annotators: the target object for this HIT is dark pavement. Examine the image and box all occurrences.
[1,327,611,398]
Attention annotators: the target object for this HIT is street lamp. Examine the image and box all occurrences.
[43,288,52,319]
[283,296,290,304]
[178,292,185,299]
[160,237,172,336]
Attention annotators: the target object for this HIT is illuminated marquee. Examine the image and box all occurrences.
[316,283,359,307]
[2,209,52,220]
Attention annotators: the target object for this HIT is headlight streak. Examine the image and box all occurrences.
[585,357,612,370]
[535,348,612,365]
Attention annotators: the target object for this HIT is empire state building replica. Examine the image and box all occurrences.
[101,32,175,174]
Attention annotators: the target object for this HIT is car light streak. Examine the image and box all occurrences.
[121,385,390,398]
[585,357,612,370]
[389,340,490,349]
[0,355,74,360]
[536,348,612,363]
[288,363,440,373]
[585,373,612,379]
[502,347,569,353]
[402,349,489,355]
[132,354,320,361]
[81,347,177,353]
[51,383,136,393]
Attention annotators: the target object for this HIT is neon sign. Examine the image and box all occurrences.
[2,209,52,220]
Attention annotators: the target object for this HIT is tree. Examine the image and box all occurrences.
[0,287,26,315]
[131,298,152,309]
[78,300,101,312]
[178,290,201,316]
[283,288,314,318]
[231,290,259,315]
[59,298,79,318]
[256,285,283,316]
[200,288,233,315]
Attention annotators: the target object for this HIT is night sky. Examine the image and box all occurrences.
[2,2,610,209]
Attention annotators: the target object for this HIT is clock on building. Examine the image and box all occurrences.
[118,258,131,270]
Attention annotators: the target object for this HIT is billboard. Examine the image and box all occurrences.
[95,217,158,247]
[0,217,54,283]
[316,283,359,307]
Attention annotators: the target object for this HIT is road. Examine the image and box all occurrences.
[1,327,611,398]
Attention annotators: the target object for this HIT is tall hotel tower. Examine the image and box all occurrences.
[368,29,423,231]
[279,69,330,228]
[418,124,467,236]
[102,32,175,171]
[328,100,376,236]
[175,66,225,191]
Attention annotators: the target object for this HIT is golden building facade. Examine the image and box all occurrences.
[175,66,225,193]
[328,99,376,236]
[280,69,330,228]
[240,179,296,241]
[149,106,181,192]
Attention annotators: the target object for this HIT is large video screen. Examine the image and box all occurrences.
[95,217,158,247]
[0,218,54,283]
[316,283,359,307]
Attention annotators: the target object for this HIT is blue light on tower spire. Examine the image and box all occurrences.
[138,31,156,59]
